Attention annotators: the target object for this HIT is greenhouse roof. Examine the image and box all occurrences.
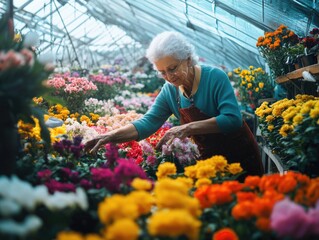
[0,0,318,72]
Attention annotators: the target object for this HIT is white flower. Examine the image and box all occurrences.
[0,215,42,237]
[75,188,88,210]
[23,31,40,48]
[0,199,21,217]
[44,188,88,211]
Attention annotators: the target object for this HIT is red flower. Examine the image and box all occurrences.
[213,228,239,240]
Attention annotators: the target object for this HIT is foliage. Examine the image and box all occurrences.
[0,16,54,147]
[255,94,319,177]
[232,66,274,110]
[256,25,299,78]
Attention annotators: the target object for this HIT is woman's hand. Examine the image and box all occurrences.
[155,125,189,150]
[84,133,112,155]
[84,124,139,155]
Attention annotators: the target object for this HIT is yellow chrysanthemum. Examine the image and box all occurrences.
[155,178,189,196]
[310,108,319,119]
[156,162,176,179]
[148,209,201,240]
[130,178,153,191]
[104,219,139,240]
[85,234,104,240]
[195,178,212,188]
[267,124,274,131]
[127,191,154,216]
[56,231,83,240]
[228,163,243,175]
[175,177,194,189]
[98,195,139,224]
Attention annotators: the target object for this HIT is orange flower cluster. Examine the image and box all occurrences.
[256,25,298,50]
[256,24,299,77]
[194,171,318,236]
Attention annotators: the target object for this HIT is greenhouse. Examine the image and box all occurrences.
[0,0,319,239]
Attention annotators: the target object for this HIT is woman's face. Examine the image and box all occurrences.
[154,56,188,86]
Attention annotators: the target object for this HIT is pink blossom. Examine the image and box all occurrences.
[271,198,319,239]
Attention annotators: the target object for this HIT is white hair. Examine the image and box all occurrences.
[145,31,198,66]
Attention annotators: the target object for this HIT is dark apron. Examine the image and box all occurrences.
[176,89,264,178]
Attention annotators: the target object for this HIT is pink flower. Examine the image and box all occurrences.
[271,198,319,239]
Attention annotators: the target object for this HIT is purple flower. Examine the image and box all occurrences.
[146,155,157,166]
[73,135,83,146]
[70,145,83,159]
[270,198,318,239]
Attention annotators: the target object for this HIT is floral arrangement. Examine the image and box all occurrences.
[53,167,319,240]
[232,66,274,110]
[256,24,299,77]
[46,76,98,113]
[89,73,129,101]
[255,94,319,177]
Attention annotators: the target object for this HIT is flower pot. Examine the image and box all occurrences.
[301,54,317,67]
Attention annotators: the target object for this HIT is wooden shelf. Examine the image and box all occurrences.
[276,63,319,84]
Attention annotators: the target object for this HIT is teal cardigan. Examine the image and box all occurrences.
[132,65,242,140]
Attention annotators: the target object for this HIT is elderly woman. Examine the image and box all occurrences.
[85,31,264,178]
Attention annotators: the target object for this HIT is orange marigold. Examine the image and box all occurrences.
[252,198,274,218]
[255,217,271,232]
[231,201,254,220]
[236,192,257,203]
[194,185,212,209]
[207,185,233,206]
[244,175,261,189]
[277,176,297,194]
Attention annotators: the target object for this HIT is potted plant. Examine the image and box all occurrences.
[286,43,305,70]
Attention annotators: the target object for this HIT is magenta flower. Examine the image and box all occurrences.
[104,143,119,168]
[45,179,76,193]
[37,169,52,181]
[113,158,147,185]
[79,179,93,190]
[90,167,116,190]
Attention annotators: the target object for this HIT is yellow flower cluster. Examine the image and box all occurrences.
[18,116,66,146]
[98,191,154,239]
[57,232,103,240]
[150,178,202,240]
[48,104,70,121]
[96,177,202,240]
[255,94,319,137]
[184,155,243,182]
[156,162,176,179]
[233,66,273,109]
